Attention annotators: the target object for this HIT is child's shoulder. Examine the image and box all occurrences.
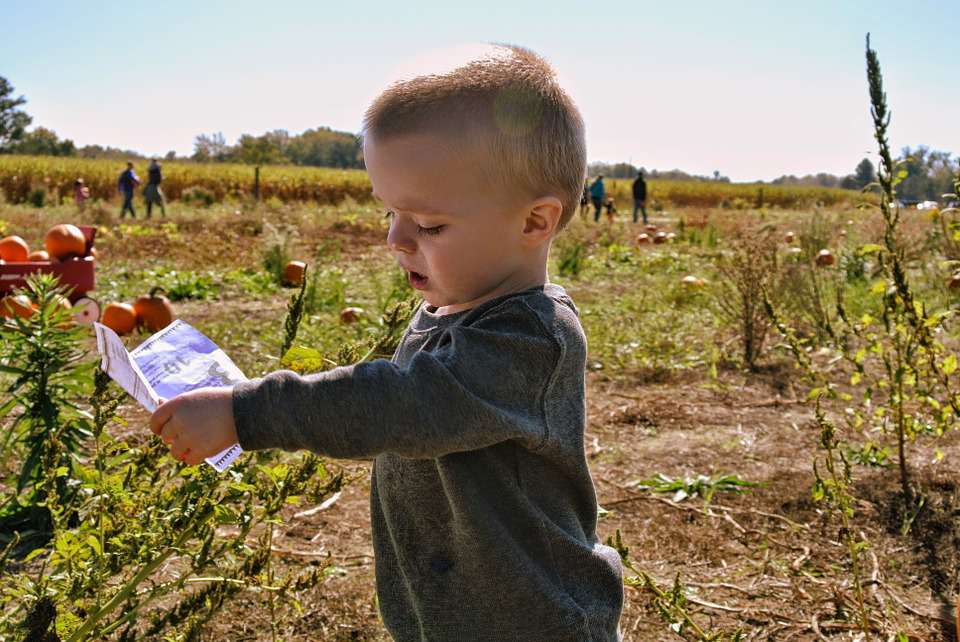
[410,284,582,346]
[469,283,584,344]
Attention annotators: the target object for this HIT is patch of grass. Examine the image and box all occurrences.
[260,222,298,285]
[165,271,219,301]
[221,268,279,297]
[558,240,588,277]
[629,473,759,506]
[302,266,347,314]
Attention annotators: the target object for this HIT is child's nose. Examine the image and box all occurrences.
[387,218,416,255]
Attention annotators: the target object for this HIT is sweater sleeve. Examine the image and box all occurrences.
[232,302,560,459]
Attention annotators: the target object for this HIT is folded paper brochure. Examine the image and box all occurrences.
[93,319,244,472]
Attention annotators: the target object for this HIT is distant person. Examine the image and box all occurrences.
[632,170,648,224]
[118,161,141,219]
[579,183,590,219]
[144,159,166,218]
[604,196,617,223]
[589,175,605,222]
[73,178,90,212]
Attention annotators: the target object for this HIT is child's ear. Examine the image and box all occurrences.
[521,197,563,245]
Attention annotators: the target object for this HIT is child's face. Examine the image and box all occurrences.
[364,133,532,314]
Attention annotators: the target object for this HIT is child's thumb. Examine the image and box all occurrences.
[149,398,172,436]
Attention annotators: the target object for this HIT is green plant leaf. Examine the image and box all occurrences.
[941,354,957,375]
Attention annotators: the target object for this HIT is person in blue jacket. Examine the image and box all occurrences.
[118,161,141,219]
[589,175,605,223]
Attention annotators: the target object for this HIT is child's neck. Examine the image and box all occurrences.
[433,263,548,316]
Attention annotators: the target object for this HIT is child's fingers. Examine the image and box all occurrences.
[183,449,204,466]
[159,419,179,445]
[149,397,175,435]
[169,440,190,462]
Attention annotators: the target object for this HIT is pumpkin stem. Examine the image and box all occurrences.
[149,286,167,298]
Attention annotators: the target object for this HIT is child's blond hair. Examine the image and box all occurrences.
[362,45,586,229]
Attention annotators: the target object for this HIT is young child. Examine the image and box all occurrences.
[604,196,618,223]
[150,45,624,642]
[73,178,90,211]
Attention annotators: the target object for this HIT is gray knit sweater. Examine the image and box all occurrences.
[233,284,624,641]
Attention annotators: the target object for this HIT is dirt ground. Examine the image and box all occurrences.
[3,205,958,640]
[202,366,960,641]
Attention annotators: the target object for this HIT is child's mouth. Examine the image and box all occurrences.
[408,271,428,290]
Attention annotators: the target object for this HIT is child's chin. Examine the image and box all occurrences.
[422,293,455,310]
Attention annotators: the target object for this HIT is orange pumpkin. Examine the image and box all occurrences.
[1,294,37,319]
[28,250,50,262]
[339,306,364,324]
[283,260,307,287]
[816,249,835,267]
[0,235,29,262]
[101,302,138,335]
[133,287,174,332]
[45,224,87,260]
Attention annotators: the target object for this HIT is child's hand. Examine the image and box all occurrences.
[149,387,238,465]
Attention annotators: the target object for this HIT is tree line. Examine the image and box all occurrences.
[587,162,733,183]
[0,76,363,170]
[190,128,362,168]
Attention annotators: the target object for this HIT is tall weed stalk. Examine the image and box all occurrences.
[763,35,960,636]
[0,275,93,547]
[0,278,345,641]
[608,531,743,641]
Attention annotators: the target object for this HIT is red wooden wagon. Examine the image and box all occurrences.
[0,225,101,323]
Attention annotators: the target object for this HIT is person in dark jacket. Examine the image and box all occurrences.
[589,175,605,223]
[144,159,166,218]
[632,171,648,224]
[118,162,141,219]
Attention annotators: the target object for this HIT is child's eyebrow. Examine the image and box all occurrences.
[400,205,448,217]
[375,195,448,217]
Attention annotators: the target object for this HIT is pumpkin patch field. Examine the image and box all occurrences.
[0,154,867,214]
[1,178,960,640]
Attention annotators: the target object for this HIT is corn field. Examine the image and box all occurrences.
[0,155,864,210]
[0,155,373,205]
[607,177,863,209]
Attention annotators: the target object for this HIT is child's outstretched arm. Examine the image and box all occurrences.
[234,302,569,460]
[149,387,237,465]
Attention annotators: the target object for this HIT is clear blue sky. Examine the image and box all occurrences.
[2,0,957,182]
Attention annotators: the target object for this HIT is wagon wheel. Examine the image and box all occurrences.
[72,297,101,325]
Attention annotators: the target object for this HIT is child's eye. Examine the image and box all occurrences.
[383,210,442,235]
